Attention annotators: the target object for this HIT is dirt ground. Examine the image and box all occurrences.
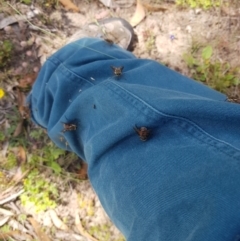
[0,0,240,240]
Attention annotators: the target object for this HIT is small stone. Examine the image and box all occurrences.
[33,9,41,15]
[27,11,35,19]
[20,41,27,47]
[195,8,201,14]
[22,62,28,68]
[95,9,110,19]
[27,37,35,46]
[18,21,27,29]
[4,26,12,33]
[26,50,32,56]
[33,66,39,72]
[14,67,23,74]
[35,37,42,46]
[186,25,192,33]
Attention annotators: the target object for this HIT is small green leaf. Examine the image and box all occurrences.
[233,78,240,85]
[49,162,62,174]
[202,46,213,60]
[20,0,32,4]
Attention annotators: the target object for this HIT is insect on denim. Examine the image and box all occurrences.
[27,38,240,241]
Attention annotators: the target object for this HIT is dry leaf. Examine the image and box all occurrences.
[19,105,30,119]
[78,160,88,180]
[59,0,80,12]
[17,146,26,166]
[28,217,52,241]
[14,87,30,119]
[142,2,168,12]
[0,189,24,205]
[75,213,99,241]
[0,208,14,216]
[11,168,29,183]
[0,216,11,227]
[18,72,38,92]
[0,15,26,29]
[13,119,24,137]
[130,0,146,27]
[15,88,25,107]
[49,210,69,231]
[0,231,22,239]
[220,6,238,16]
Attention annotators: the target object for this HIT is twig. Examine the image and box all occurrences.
[0,189,24,205]
[6,2,56,37]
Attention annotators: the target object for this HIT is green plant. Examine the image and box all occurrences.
[20,168,59,212]
[183,45,240,92]
[0,40,13,68]
[30,142,65,174]
[176,0,221,9]
[89,224,113,241]
[41,0,59,8]
[20,0,32,4]
[142,30,156,53]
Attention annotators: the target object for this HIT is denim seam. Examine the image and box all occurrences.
[48,57,94,85]
[172,119,240,160]
[71,41,119,60]
[59,63,95,86]
[103,81,240,160]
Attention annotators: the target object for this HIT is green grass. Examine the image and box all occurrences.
[183,45,240,92]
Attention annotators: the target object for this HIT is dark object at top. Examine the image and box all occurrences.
[133,125,151,141]
[111,66,124,76]
[104,38,114,45]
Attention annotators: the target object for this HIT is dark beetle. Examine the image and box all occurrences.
[104,38,114,45]
[61,122,77,133]
[111,66,124,76]
[133,125,151,141]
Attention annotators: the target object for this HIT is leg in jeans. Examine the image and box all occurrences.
[27,37,240,241]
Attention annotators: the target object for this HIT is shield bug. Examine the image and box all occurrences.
[133,125,151,141]
[111,66,124,77]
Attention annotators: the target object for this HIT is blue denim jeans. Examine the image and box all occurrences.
[27,38,240,241]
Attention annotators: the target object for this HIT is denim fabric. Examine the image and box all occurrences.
[27,38,240,241]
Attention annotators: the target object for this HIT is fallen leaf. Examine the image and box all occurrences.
[142,2,168,12]
[0,207,14,216]
[13,87,30,119]
[77,160,88,180]
[49,210,69,231]
[13,119,24,137]
[28,217,52,241]
[59,0,80,12]
[130,0,146,27]
[75,213,99,241]
[0,189,24,205]
[19,105,30,119]
[11,168,29,184]
[18,73,38,92]
[0,15,26,29]
[14,88,25,107]
[0,231,22,239]
[0,216,11,227]
[220,6,238,16]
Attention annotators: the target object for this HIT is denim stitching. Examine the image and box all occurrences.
[103,81,240,159]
